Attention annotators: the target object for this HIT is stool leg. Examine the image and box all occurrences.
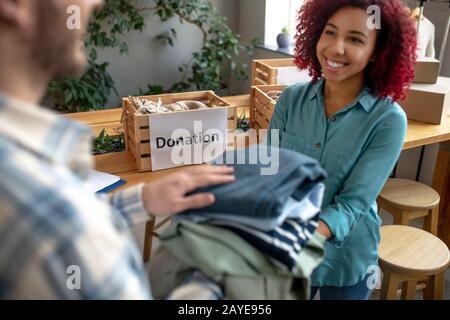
[401,281,417,300]
[381,270,401,300]
[424,207,439,236]
[143,218,156,263]
[393,211,410,227]
[423,272,445,300]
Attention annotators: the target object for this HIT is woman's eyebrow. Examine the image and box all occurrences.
[349,30,368,39]
[326,23,368,39]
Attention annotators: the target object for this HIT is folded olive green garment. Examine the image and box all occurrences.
[149,220,325,300]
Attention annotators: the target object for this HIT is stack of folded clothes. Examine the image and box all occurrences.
[150,145,328,300]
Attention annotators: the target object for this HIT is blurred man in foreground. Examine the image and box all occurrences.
[0,0,235,299]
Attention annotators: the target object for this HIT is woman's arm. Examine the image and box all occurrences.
[320,109,407,246]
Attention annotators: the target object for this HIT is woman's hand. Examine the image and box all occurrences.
[317,220,332,239]
[142,165,235,216]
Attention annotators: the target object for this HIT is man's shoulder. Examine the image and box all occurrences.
[0,134,91,232]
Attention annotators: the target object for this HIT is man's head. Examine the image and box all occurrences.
[0,0,103,80]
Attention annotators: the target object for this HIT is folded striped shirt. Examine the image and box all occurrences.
[210,214,320,272]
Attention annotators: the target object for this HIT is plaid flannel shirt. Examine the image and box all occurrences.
[0,93,153,299]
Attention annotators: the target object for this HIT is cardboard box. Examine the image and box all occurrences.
[399,77,450,125]
[413,57,440,84]
[122,91,237,172]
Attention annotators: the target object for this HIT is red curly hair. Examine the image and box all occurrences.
[294,0,417,101]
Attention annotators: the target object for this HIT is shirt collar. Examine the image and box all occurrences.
[308,78,377,113]
[0,92,94,177]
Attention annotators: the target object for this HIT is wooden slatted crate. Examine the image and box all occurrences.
[122,90,237,172]
[251,58,295,85]
[250,85,287,131]
[251,58,311,86]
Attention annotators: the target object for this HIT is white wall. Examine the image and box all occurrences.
[98,0,238,107]
[238,0,266,43]
[228,0,267,95]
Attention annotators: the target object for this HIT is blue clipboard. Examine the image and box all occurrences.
[96,179,127,194]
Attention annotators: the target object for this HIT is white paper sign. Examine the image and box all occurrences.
[149,108,228,171]
[277,67,311,85]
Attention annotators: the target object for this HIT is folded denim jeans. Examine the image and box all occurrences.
[180,145,327,220]
[177,186,324,232]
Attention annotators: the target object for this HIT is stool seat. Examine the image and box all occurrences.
[379,225,450,276]
[378,178,440,211]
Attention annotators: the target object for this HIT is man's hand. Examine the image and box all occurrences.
[142,165,235,216]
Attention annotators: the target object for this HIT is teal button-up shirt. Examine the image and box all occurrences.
[267,80,407,287]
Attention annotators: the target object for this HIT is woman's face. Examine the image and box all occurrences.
[316,7,378,84]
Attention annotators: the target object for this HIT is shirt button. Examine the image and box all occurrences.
[330,116,336,122]
[315,143,322,149]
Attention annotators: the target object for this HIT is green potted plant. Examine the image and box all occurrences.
[93,129,125,155]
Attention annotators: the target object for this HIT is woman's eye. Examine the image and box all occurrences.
[349,37,364,44]
[324,30,335,36]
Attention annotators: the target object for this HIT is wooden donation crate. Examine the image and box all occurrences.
[122,91,237,172]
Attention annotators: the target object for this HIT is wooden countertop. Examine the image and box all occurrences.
[65,94,450,151]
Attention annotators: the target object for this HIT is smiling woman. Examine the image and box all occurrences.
[295,0,417,101]
[266,0,417,300]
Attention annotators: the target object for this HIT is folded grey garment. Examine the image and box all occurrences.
[137,104,171,114]
[163,101,210,112]
[163,103,188,112]
[182,145,327,220]
[173,101,210,110]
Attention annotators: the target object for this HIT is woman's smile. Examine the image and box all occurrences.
[324,57,350,71]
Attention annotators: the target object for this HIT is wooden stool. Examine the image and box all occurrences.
[379,225,450,300]
[143,217,171,263]
[377,178,440,235]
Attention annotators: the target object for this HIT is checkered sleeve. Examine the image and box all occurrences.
[108,183,153,228]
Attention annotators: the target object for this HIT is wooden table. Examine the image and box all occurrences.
[65,95,450,249]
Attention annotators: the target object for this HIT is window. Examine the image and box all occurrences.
[264,0,304,47]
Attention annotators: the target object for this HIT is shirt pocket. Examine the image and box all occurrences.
[333,145,361,182]
[280,130,307,154]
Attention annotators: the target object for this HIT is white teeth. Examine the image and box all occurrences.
[326,59,345,68]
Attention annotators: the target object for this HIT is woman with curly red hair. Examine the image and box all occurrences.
[267,0,417,299]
